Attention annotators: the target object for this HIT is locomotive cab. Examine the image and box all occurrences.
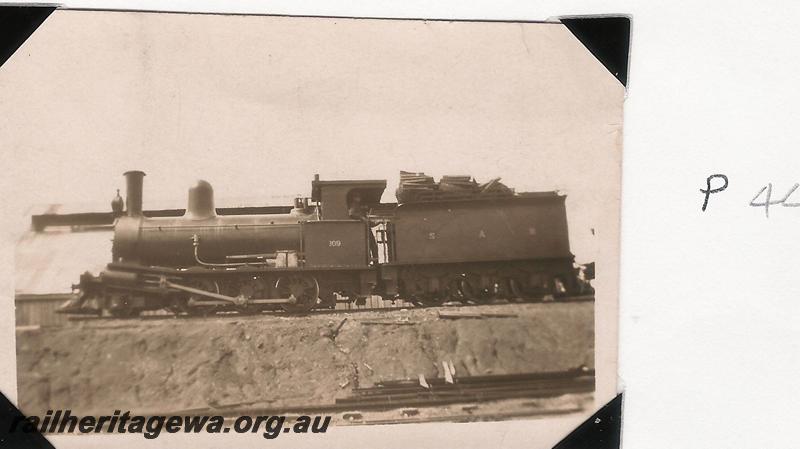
[306,176,386,268]
[311,175,386,220]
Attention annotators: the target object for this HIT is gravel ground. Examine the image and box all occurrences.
[16,302,593,417]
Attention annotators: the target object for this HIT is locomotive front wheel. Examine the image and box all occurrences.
[108,305,137,318]
[107,295,138,318]
[166,296,189,315]
[277,276,319,313]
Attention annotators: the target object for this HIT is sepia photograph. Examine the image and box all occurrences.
[4,9,622,446]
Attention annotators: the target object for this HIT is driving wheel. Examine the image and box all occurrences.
[277,276,319,313]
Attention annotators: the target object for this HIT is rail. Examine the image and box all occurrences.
[65,295,594,322]
[158,368,594,419]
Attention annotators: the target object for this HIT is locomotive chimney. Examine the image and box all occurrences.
[123,170,146,217]
[186,180,216,220]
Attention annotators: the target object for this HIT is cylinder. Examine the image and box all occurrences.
[99,270,138,285]
[123,171,146,217]
[186,180,216,220]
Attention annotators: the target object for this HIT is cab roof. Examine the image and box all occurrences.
[311,178,387,204]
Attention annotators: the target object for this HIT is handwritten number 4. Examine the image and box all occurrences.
[750,183,800,217]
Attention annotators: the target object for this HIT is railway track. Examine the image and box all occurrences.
[164,368,594,422]
[66,294,594,322]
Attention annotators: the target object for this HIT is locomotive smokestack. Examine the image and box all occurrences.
[123,170,146,217]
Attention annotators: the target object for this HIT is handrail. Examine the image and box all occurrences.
[191,234,271,268]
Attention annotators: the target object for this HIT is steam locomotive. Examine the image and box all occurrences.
[59,170,592,316]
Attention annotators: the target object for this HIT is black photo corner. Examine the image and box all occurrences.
[546,15,627,448]
[0,391,55,449]
[0,7,625,449]
[1,6,58,446]
[553,394,623,449]
[561,16,630,87]
[0,6,55,68]
[553,15,628,448]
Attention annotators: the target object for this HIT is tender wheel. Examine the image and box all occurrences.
[277,276,319,313]
[487,276,511,301]
[459,276,490,304]
[408,296,427,307]
[445,278,466,304]
[507,278,527,303]
[420,292,445,307]
[456,277,477,304]
[552,276,568,299]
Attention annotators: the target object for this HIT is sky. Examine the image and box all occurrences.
[0,10,623,264]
